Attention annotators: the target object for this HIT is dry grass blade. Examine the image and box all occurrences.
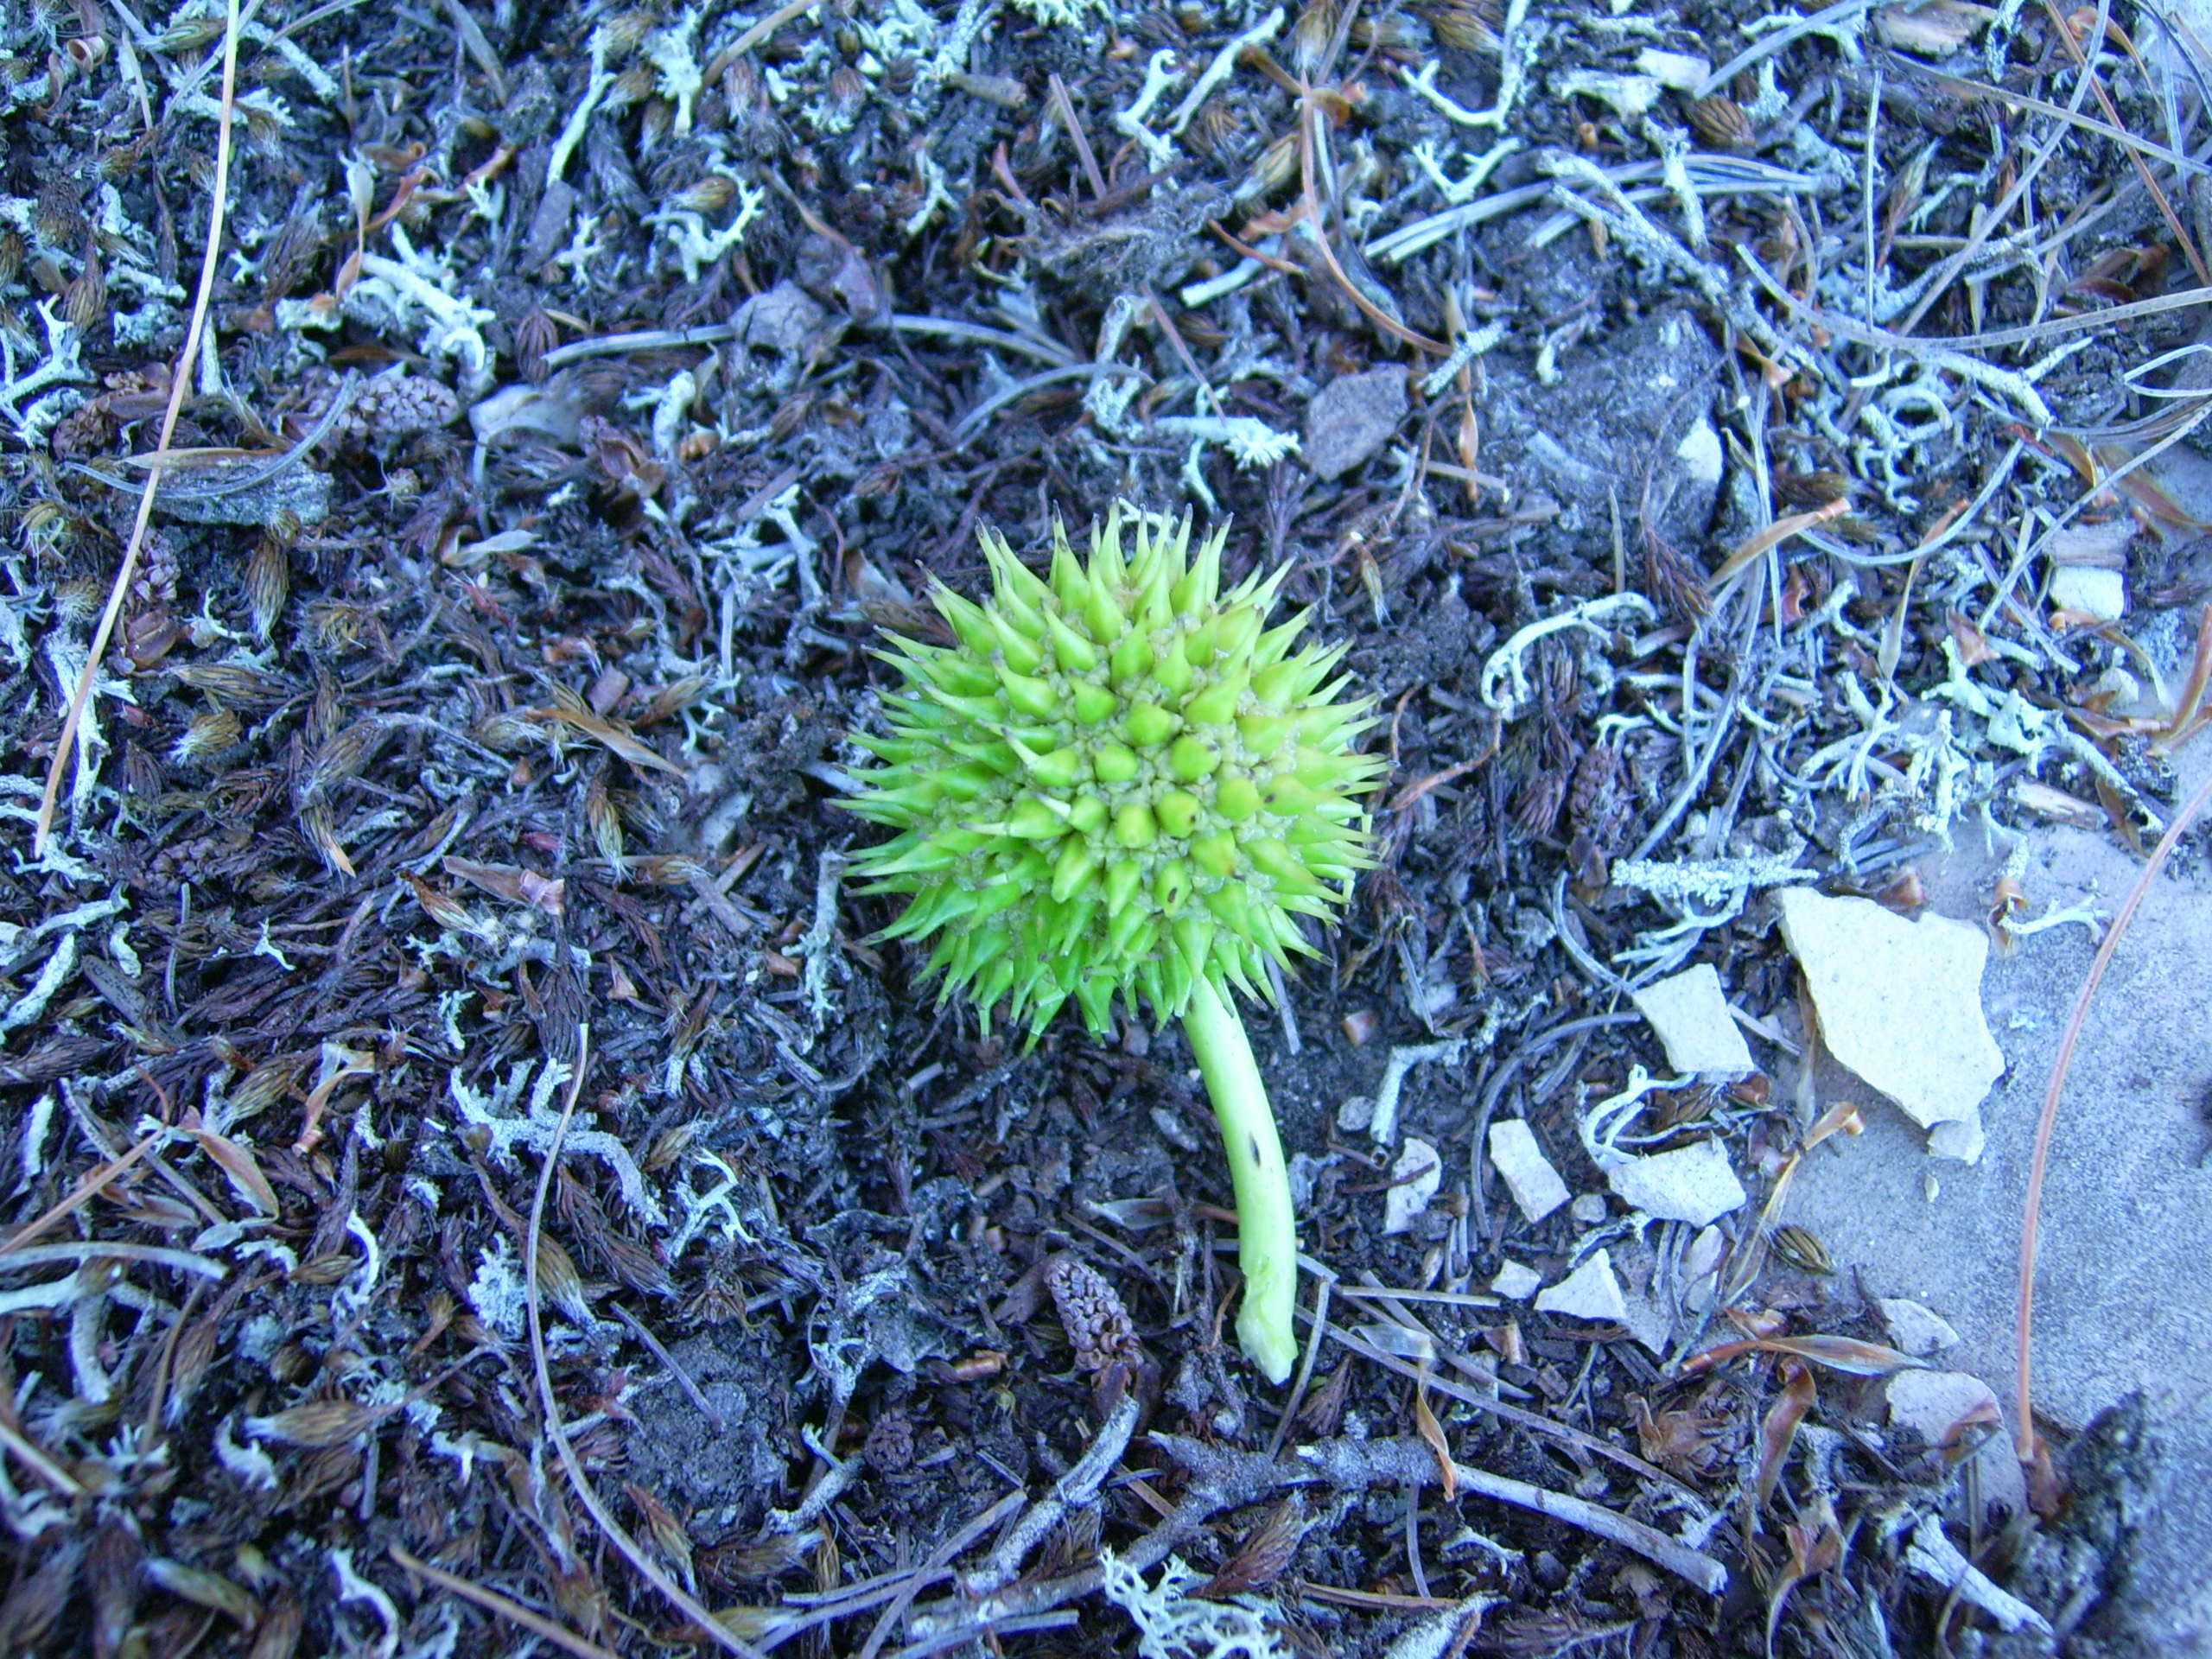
[525,1026,768,1659]
[1709,499,1851,588]
[2158,606,2212,747]
[1410,1372,1458,1499]
[0,1130,162,1255]
[1295,107,1449,357]
[526,705,684,776]
[2037,0,2211,288]
[1753,1361,1817,1513]
[1683,1333,1929,1376]
[1316,1316,1691,1491]
[2016,759,2212,1470]
[34,0,243,856]
[0,1420,83,1497]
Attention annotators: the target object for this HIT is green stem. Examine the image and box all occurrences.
[1180,975,1299,1384]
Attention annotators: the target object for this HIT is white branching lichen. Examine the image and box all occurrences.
[1113,50,1184,172]
[643,7,705,137]
[446,1059,666,1227]
[649,177,766,284]
[1009,0,1108,28]
[346,227,497,394]
[1099,1551,1286,1659]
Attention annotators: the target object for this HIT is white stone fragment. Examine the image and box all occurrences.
[1488,1120,1569,1223]
[1777,889,2005,1134]
[1904,1515,2052,1636]
[1631,963,1754,1078]
[1605,1138,1748,1226]
[1636,48,1712,91]
[1681,1224,1726,1312]
[1555,69,1661,118]
[2050,565,2126,620]
[1491,1259,1543,1300]
[1926,1114,1986,1165]
[1888,1370,2027,1516]
[1673,417,1725,489]
[1535,1249,1630,1324]
[1569,1192,1609,1224]
[1382,1138,1443,1236]
[1878,1297,1961,1357]
[1618,1286,1672,1354]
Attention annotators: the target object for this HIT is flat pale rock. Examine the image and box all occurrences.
[1632,963,1755,1077]
[1681,1224,1726,1313]
[1777,889,2004,1131]
[1605,1138,1748,1226]
[1488,1120,1569,1223]
[1491,1259,1543,1300]
[1535,1249,1630,1323]
[1887,1370,2026,1515]
[1304,368,1408,480]
[1382,1137,1442,1236]
[1878,1297,1961,1357]
[2050,565,2126,620]
[1926,1113,1986,1165]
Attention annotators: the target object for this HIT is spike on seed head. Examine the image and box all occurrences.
[841,511,1378,1039]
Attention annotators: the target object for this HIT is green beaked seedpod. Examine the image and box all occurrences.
[840,506,1382,1383]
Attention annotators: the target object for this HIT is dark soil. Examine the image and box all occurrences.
[0,0,2195,1653]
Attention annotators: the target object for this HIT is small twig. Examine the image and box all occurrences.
[1151,1433,1727,1595]
[765,1422,864,1535]
[1316,1317,1694,1495]
[847,1491,1024,1659]
[961,1392,1141,1598]
[389,1545,620,1659]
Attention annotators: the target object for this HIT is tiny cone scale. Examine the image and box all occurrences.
[842,506,1382,1039]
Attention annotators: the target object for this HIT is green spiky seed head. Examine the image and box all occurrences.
[842,507,1382,1039]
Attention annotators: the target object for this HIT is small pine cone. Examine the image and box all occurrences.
[350,370,460,444]
[131,532,180,611]
[1044,1255,1141,1374]
[302,369,460,453]
[48,397,115,461]
[1684,93,1754,150]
